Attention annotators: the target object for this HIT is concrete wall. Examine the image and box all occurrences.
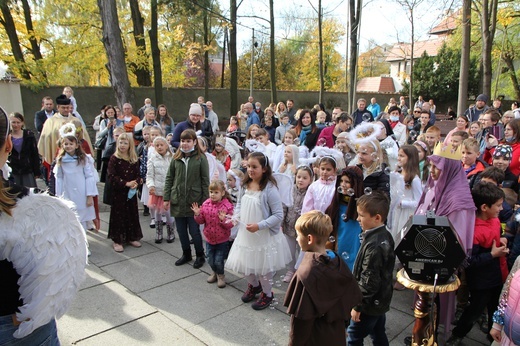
[0,81,24,115]
[20,86,401,132]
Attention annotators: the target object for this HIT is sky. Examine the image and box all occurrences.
[217,0,453,56]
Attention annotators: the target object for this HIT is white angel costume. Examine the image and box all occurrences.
[225,182,291,276]
[54,153,98,228]
[388,172,423,245]
[0,191,87,338]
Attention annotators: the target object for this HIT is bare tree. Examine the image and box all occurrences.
[229,0,238,115]
[98,0,134,107]
[129,0,152,86]
[349,0,362,113]
[149,0,163,104]
[457,0,471,115]
[392,0,427,108]
[474,0,498,97]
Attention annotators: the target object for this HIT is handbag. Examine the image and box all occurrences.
[95,134,108,150]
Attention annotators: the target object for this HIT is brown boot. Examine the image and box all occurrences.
[217,274,226,288]
[207,272,217,283]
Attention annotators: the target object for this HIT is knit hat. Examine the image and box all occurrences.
[56,94,71,105]
[493,144,512,160]
[476,94,488,103]
[215,135,226,147]
[189,103,202,115]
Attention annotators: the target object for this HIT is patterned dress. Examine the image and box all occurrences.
[107,156,143,244]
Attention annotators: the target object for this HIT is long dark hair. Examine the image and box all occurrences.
[398,145,420,188]
[325,166,364,250]
[156,104,172,126]
[294,109,318,135]
[242,152,277,191]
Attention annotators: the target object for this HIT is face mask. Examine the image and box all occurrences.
[180,147,195,154]
[505,137,514,143]
[390,115,399,122]
[407,125,414,130]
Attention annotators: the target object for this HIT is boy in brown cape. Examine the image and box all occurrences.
[284,210,362,345]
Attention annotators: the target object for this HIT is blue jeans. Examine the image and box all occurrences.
[206,242,227,274]
[0,316,59,346]
[347,313,388,346]
[175,217,203,255]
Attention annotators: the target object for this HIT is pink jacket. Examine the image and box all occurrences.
[194,198,234,245]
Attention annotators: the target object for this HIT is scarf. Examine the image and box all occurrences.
[299,125,312,145]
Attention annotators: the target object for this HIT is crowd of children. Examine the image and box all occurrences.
[21,98,520,345]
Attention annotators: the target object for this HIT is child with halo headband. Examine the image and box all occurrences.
[54,123,98,255]
[349,122,390,197]
[146,136,176,244]
[225,152,291,310]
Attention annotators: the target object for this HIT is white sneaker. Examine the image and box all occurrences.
[149,218,155,228]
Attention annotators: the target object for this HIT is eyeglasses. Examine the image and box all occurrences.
[414,111,420,113]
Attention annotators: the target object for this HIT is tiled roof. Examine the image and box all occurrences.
[385,37,447,62]
[356,77,396,93]
[429,9,461,35]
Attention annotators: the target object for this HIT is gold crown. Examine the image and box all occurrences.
[432,142,462,161]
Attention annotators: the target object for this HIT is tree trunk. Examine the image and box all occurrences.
[318,0,324,104]
[220,29,227,89]
[349,0,362,113]
[409,7,414,108]
[229,0,238,115]
[269,0,277,103]
[203,6,209,99]
[129,0,151,86]
[20,0,42,60]
[20,0,46,82]
[480,0,498,98]
[503,53,520,101]
[0,0,30,79]
[98,0,134,108]
[457,0,471,115]
[149,0,163,105]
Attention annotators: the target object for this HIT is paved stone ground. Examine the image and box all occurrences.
[52,181,488,346]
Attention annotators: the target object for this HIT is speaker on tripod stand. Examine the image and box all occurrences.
[395,211,466,284]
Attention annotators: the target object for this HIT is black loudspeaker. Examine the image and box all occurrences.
[395,212,466,284]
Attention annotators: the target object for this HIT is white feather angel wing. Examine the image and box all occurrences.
[245,139,266,153]
[273,173,293,207]
[388,171,405,227]
[0,192,87,338]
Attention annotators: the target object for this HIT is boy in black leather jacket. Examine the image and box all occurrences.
[347,191,395,346]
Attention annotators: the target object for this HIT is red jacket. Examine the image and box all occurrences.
[316,125,336,148]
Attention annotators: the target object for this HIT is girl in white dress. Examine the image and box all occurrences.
[225,152,291,310]
[389,145,423,244]
[54,125,98,233]
[277,144,299,181]
[388,145,422,290]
